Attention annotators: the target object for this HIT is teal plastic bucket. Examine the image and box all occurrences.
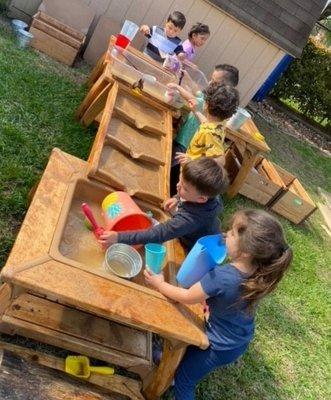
[17,29,33,49]
[145,243,166,274]
[176,234,227,288]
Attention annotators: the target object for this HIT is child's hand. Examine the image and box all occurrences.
[163,197,178,212]
[176,52,186,62]
[140,25,150,36]
[98,230,118,249]
[144,269,165,289]
[188,98,198,112]
[167,82,179,90]
[175,152,190,165]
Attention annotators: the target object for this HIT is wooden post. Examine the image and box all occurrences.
[143,339,187,400]
[227,147,258,199]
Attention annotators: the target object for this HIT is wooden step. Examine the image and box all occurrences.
[0,293,153,378]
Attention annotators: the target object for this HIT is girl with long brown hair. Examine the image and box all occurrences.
[144,209,293,399]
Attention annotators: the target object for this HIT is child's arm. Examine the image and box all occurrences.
[188,99,207,123]
[144,270,208,304]
[99,211,198,248]
[167,82,195,102]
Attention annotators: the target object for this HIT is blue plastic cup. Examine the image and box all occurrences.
[176,234,227,288]
[145,243,166,274]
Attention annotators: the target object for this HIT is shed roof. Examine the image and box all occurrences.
[208,0,326,57]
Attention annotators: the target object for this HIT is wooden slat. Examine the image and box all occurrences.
[32,18,82,49]
[8,293,151,359]
[258,159,286,189]
[0,284,12,318]
[2,295,153,376]
[6,259,208,349]
[30,27,78,66]
[36,10,85,41]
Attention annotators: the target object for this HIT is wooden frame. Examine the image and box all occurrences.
[0,148,208,399]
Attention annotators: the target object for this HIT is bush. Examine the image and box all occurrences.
[272,39,330,128]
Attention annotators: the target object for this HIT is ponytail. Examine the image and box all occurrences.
[232,209,293,312]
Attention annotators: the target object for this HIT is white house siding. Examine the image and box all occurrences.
[85,0,285,106]
[8,0,285,105]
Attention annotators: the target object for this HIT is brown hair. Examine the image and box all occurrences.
[231,209,293,312]
[181,157,229,198]
[203,82,239,120]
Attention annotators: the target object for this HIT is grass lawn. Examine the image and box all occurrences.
[1,21,330,400]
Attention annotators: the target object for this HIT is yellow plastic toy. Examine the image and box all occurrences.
[65,355,114,379]
[253,131,265,141]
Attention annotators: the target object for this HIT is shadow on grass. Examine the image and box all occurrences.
[161,347,282,400]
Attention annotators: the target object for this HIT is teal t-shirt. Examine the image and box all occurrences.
[175,91,205,149]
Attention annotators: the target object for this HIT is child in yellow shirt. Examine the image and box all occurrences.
[175,83,239,165]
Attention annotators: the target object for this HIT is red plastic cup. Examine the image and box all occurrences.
[115,33,130,49]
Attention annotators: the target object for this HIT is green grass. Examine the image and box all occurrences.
[0,21,330,400]
[280,97,330,129]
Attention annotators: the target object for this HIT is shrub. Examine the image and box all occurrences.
[272,39,330,128]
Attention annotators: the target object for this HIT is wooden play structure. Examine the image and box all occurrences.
[0,36,317,399]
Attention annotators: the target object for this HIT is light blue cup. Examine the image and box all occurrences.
[176,234,227,288]
[145,243,166,274]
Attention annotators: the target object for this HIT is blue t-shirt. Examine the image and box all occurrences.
[200,264,255,350]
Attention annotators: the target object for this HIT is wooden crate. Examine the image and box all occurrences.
[29,11,85,66]
[224,148,286,206]
[270,163,317,224]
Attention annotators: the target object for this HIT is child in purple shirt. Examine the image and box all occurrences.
[182,23,210,64]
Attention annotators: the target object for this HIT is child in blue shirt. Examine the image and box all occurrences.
[99,157,228,251]
[145,209,293,399]
[140,11,186,63]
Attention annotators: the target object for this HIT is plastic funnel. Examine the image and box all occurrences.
[145,243,166,274]
[176,234,227,288]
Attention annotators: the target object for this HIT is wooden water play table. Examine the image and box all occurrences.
[0,148,208,399]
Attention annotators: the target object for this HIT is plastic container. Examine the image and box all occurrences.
[226,107,251,131]
[149,26,179,54]
[145,243,166,274]
[16,29,34,49]
[181,64,209,91]
[176,234,227,288]
[104,243,142,279]
[11,19,28,33]
[102,191,152,232]
[109,52,183,108]
[115,20,139,49]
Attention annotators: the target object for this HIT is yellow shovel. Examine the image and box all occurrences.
[65,355,114,379]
